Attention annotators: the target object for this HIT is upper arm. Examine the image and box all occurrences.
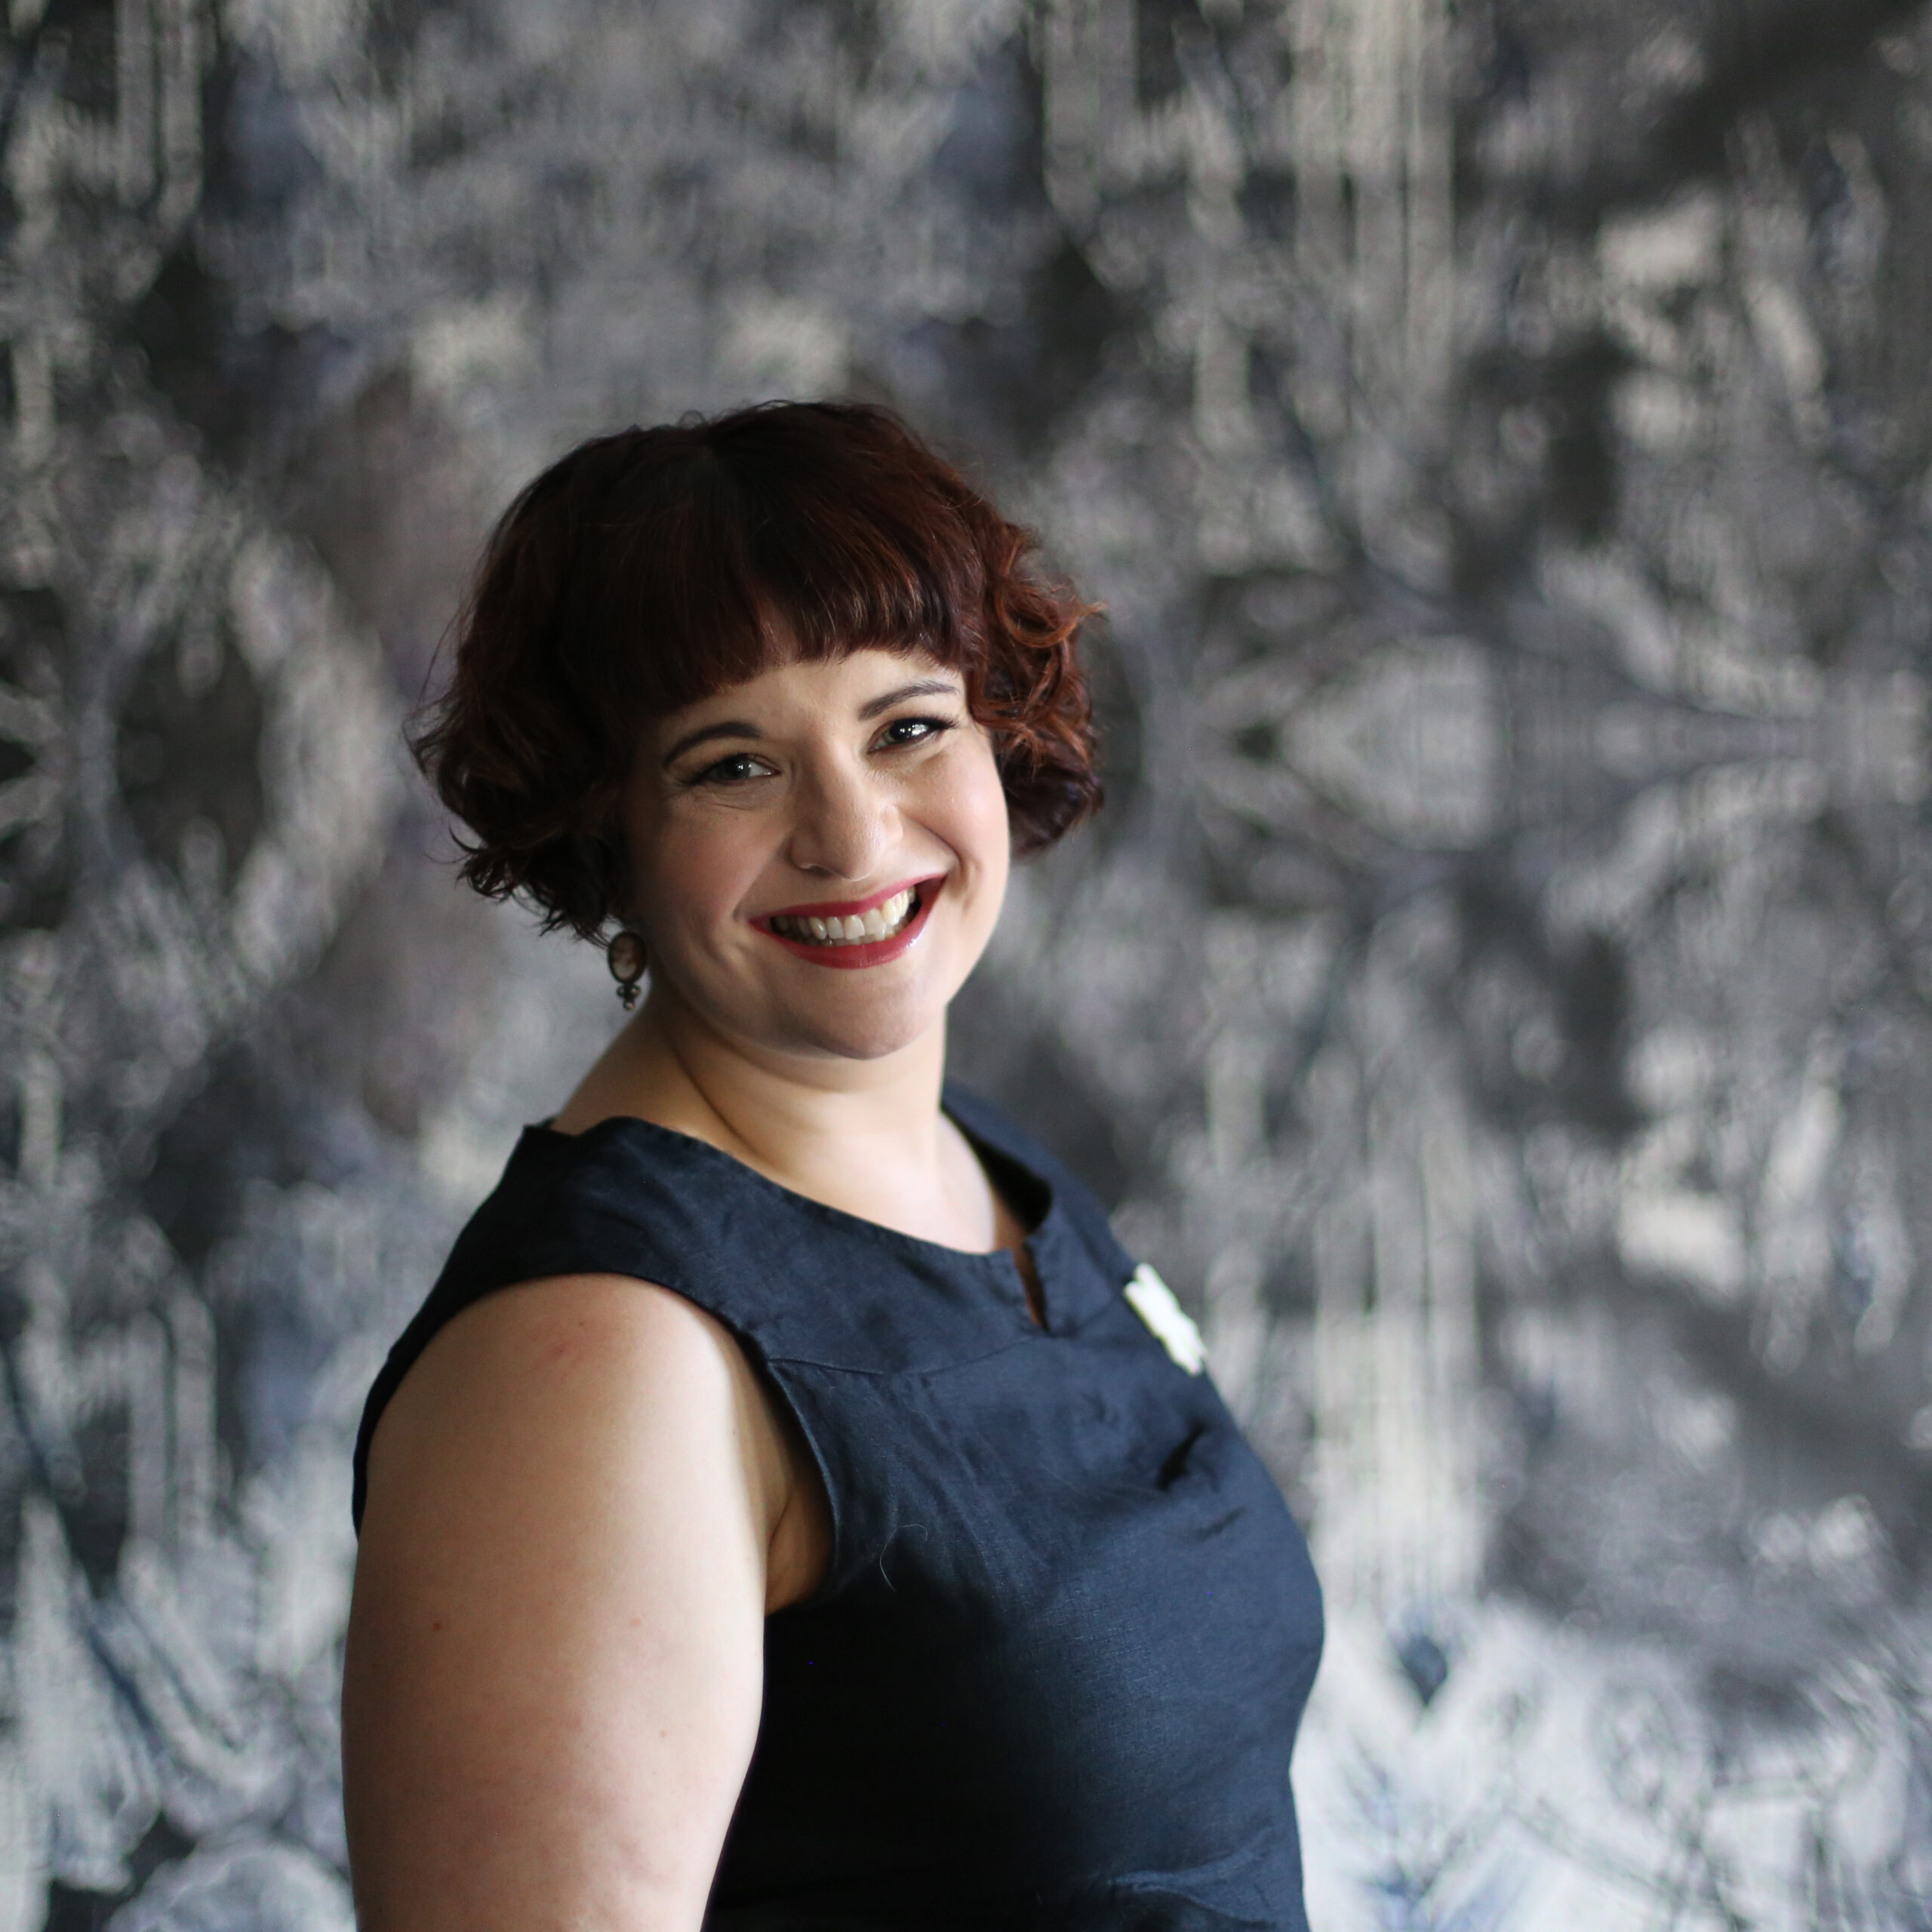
[343,1275,786,1932]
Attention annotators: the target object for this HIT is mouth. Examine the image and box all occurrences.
[752,876,943,970]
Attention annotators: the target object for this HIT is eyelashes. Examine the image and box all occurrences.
[681,715,958,789]
[877,715,955,749]
[686,751,777,789]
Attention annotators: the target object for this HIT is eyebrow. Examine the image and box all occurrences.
[857,677,961,719]
[658,677,963,768]
[660,719,761,768]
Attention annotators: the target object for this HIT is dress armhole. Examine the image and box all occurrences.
[744,1352,841,1611]
[602,1276,845,1610]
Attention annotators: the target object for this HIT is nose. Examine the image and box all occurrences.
[784,750,899,882]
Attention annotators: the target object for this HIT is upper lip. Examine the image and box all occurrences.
[756,875,941,922]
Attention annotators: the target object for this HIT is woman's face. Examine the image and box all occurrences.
[623,646,1011,1066]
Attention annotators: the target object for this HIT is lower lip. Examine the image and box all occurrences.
[754,879,943,971]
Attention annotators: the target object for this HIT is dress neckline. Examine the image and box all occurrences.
[526,1095,1066,1331]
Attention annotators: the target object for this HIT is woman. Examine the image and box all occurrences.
[343,401,1324,1930]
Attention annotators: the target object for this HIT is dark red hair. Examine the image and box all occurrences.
[411,401,1102,940]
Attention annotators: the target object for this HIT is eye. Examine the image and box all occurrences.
[874,715,955,751]
[690,750,777,787]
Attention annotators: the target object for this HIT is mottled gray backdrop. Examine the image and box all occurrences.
[3,0,1931,1924]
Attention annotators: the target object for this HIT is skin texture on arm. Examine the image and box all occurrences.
[343,1274,818,1932]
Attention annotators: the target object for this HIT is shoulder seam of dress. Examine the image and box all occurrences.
[764,1332,1051,1378]
[538,1141,1035,1273]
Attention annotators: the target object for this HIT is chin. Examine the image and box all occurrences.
[773,989,947,1063]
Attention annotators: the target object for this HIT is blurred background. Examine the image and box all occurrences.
[2,0,1930,1924]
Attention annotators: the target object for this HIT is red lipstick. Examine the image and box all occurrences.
[751,875,945,971]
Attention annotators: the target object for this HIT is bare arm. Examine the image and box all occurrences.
[343,1275,799,1931]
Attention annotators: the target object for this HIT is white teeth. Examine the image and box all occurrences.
[771,888,920,948]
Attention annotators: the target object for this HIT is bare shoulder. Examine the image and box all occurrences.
[362,1273,782,1526]
[359,1273,827,1610]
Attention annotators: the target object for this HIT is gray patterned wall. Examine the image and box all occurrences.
[3,0,1930,1924]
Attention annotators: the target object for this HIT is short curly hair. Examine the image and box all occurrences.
[410,401,1103,940]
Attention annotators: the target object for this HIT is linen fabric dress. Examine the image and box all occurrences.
[353,1085,1324,1930]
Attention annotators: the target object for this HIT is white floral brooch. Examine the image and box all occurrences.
[1123,1263,1207,1375]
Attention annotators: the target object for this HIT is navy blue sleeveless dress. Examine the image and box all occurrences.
[352,1085,1324,1930]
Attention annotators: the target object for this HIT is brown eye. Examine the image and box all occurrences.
[692,752,774,787]
[877,716,952,749]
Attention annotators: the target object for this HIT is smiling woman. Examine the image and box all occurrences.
[342,402,1324,1932]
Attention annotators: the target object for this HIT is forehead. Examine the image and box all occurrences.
[651,643,961,732]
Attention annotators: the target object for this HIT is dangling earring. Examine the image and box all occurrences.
[606,929,647,1011]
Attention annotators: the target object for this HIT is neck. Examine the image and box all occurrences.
[560,976,955,1195]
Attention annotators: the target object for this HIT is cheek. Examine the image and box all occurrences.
[934,740,1012,884]
[629,805,765,939]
